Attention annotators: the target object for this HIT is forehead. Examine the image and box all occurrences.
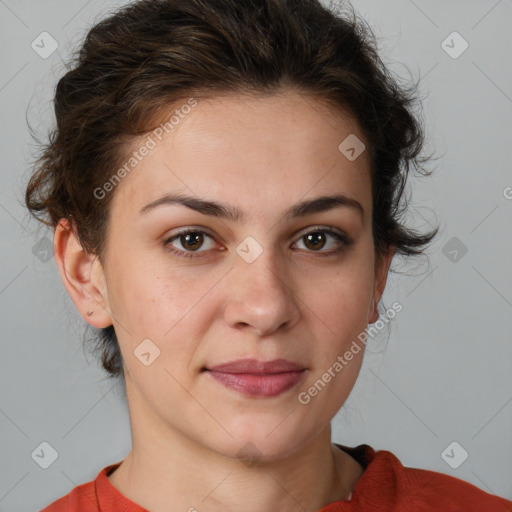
[110,91,372,222]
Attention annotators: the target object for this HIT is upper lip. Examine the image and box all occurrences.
[206,358,305,374]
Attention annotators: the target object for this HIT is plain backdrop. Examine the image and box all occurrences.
[0,0,511,510]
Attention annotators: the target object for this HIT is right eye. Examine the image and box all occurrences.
[163,229,220,258]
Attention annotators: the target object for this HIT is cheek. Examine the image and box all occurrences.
[297,270,372,415]
[105,255,179,338]
[304,259,375,330]
[299,255,375,376]
[308,288,371,374]
[107,254,223,360]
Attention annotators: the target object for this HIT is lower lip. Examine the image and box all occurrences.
[207,370,305,397]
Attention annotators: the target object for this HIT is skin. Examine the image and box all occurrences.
[54,90,394,512]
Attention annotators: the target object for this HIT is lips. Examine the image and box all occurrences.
[207,358,305,374]
[204,358,306,397]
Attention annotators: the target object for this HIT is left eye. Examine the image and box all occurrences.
[293,229,348,252]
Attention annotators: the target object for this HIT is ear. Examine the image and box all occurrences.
[53,218,112,328]
[368,246,395,324]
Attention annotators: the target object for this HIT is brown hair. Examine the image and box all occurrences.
[25,0,438,379]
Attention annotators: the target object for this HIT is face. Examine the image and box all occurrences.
[71,91,391,461]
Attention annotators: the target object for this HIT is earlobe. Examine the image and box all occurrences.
[53,219,112,328]
[368,300,378,324]
[368,247,395,324]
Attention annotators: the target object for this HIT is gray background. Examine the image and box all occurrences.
[1,0,511,510]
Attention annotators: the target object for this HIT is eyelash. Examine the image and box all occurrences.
[163,226,352,259]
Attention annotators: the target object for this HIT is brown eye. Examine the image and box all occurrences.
[180,232,204,251]
[303,232,327,251]
[294,228,350,254]
[164,229,217,257]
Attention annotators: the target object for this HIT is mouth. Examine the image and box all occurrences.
[203,358,307,397]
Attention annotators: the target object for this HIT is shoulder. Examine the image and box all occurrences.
[366,448,512,511]
[40,481,98,512]
[333,444,512,511]
[39,464,120,512]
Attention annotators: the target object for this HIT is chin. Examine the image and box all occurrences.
[205,416,318,464]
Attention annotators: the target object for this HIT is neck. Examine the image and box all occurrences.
[108,377,364,512]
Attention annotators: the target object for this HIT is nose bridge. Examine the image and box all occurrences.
[248,247,286,291]
[223,239,300,334]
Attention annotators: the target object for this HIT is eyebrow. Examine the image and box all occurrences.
[139,192,364,221]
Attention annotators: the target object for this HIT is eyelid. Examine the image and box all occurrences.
[293,224,351,242]
[163,226,219,243]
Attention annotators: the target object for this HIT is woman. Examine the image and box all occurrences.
[25,0,511,510]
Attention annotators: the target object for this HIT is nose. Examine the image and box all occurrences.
[223,246,301,337]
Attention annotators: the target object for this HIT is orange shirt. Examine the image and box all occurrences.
[41,444,511,512]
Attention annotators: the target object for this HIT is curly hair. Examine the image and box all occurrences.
[25,0,438,379]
